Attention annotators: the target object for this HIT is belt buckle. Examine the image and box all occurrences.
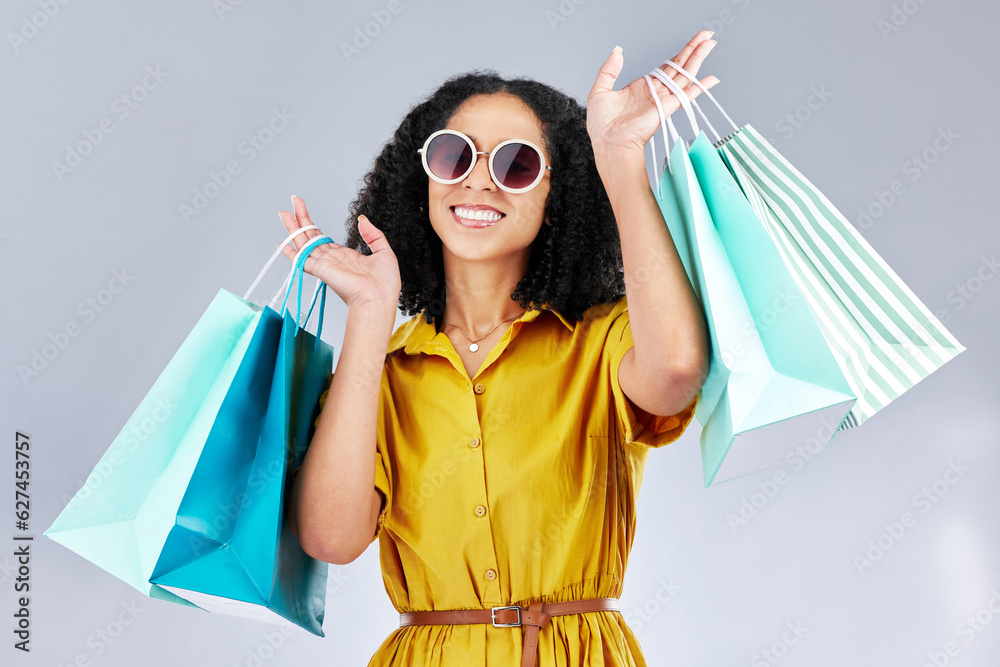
[491,605,521,627]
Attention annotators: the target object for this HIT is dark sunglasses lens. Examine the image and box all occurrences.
[426,134,473,180]
[493,143,541,190]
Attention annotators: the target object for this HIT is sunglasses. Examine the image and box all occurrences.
[417,129,552,194]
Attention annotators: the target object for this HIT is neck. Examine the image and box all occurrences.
[439,249,530,338]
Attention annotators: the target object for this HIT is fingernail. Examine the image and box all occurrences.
[291,195,300,204]
[709,40,717,46]
[707,31,715,36]
[612,45,622,55]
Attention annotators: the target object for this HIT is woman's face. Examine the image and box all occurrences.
[426,92,551,265]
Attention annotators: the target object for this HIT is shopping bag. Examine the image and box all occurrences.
[43,290,276,607]
[45,226,334,629]
[658,60,965,429]
[150,235,335,636]
[643,71,855,486]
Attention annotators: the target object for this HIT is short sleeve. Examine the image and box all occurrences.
[605,296,698,448]
[291,372,391,543]
[371,437,391,543]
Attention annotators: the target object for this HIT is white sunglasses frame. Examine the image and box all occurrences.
[417,129,552,194]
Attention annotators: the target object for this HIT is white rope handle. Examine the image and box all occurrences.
[643,67,698,197]
[647,67,701,138]
[658,59,739,142]
[647,66,714,147]
[643,73,679,197]
[243,224,321,300]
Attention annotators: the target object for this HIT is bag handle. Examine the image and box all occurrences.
[648,66,701,138]
[244,224,319,302]
[243,224,332,345]
[280,234,336,351]
[658,59,740,143]
[642,66,697,198]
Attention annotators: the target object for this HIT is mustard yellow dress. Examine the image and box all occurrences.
[310,294,697,666]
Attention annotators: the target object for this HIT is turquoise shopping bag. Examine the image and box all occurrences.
[151,236,334,636]
[44,289,276,606]
[45,227,335,631]
[643,72,855,486]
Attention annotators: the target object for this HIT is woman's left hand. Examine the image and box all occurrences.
[586,31,720,163]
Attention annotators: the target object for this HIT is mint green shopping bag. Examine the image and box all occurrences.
[44,289,272,606]
[643,72,855,486]
[654,60,965,430]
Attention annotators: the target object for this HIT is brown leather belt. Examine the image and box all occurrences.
[399,597,621,667]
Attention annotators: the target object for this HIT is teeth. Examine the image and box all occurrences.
[454,207,503,222]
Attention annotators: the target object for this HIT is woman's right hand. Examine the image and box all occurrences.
[277,196,401,309]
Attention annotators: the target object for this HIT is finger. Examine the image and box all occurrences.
[278,201,319,254]
[673,38,717,85]
[661,30,715,84]
[676,76,721,104]
[290,195,321,245]
[646,75,719,119]
[588,45,623,99]
[277,233,334,257]
[286,229,341,264]
[277,235,343,276]
[356,215,394,255]
[278,210,304,251]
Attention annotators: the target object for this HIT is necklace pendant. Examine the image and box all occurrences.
[469,343,479,352]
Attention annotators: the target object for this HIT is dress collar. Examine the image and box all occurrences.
[388,302,573,356]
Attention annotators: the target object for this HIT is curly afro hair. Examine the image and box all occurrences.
[343,68,626,330]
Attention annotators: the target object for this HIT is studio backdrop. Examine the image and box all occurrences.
[1,1,997,666]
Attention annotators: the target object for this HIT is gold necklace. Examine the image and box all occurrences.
[443,313,521,352]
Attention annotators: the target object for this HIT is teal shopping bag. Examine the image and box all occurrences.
[643,71,854,486]
[150,234,334,636]
[43,290,275,606]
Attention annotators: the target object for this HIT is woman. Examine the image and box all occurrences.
[282,31,716,666]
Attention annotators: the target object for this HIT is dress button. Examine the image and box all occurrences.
[484,568,497,581]
[473,382,485,394]
[469,436,481,449]
[474,504,487,517]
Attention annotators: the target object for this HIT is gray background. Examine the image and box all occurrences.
[2,0,998,665]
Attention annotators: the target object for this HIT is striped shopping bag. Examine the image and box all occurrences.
[660,61,965,429]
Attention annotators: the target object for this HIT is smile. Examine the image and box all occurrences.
[451,206,505,228]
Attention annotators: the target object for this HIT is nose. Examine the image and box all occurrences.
[462,152,496,191]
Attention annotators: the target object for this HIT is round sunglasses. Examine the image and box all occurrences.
[417,129,552,194]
